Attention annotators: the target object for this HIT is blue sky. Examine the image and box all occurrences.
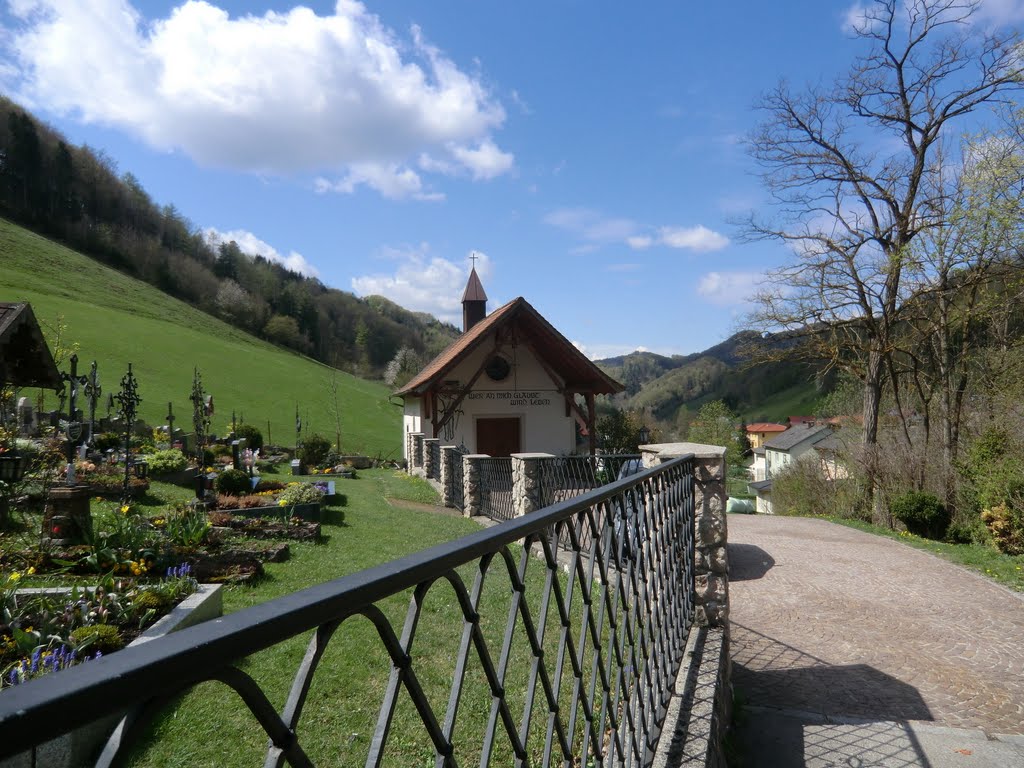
[2,1,1023,359]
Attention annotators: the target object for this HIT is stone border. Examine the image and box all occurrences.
[2,585,223,768]
[653,626,732,768]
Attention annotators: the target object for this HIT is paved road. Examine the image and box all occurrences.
[728,514,1024,767]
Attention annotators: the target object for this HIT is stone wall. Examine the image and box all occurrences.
[462,454,487,517]
[641,443,729,628]
[510,453,552,517]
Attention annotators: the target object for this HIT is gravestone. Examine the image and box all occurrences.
[17,397,34,437]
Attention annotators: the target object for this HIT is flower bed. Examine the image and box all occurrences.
[1,579,222,768]
[1,566,201,690]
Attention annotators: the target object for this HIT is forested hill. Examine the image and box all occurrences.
[596,331,828,424]
[0,96,459,375]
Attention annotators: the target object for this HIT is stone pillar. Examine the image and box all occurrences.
[409,432,424,472]
[511,453,553,517]
[42,485,94,546]
[423,438,440,480]
[642,442,729,628]
[440,446,459,507]
[462,454,488,518]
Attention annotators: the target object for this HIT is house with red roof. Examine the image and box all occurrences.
[745,422,788,450]
[395,268,623,459]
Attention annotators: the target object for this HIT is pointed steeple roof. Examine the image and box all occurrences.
[462,267,488,302]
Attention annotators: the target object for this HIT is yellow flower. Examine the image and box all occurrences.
[120,505,130,515]
[26,566,35,576]
[8,572,21,583]
[278,499,288,507]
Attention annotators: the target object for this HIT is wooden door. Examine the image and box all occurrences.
[476,417,521,457]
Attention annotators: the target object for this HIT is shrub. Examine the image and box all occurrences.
[981,499,1024,555]
[770,459,867,520]
[945,516,991,546]
[208,444,232,459]
[890,491,950,540]
[254,480,285,492]
[69,624,124,655]
[278,483,326,506]
[297,433,331,468]
[236,424,263,452]
[93,432,122,452]
[255,459,278,474]
[133,589,171,613]
[216,468,253,496]
[144,449,188,475]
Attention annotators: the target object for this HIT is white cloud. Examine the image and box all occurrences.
[841,2,875,34]
[546,207,729,254]
[659,225,730,252]
[697,271,763,306]
[975,0,1024,24]
[2,0,513,196]
[545,208,639,243]
[449,139,515,180]
[351,248,492,323]
[203,227,319,277]
[315,163,444,201]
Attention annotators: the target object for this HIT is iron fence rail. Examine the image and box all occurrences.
[450,446,467,510]
[478,457,515,522]
[0,456,696,768]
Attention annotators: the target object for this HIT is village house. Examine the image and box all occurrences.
[745,422,787,450]
[396,268,622,460]
[748,423,834,514]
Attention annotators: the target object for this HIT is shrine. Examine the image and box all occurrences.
[396,267,622,458]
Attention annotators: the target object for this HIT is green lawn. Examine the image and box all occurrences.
[1,219,399,456]
[59,471,596,767]
[824,517,1024,592]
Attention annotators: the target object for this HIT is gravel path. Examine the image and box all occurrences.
[728,514,1024,766]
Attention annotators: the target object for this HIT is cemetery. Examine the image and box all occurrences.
[0,302,373,696]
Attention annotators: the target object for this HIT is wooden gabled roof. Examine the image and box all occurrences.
[0,302,61,389]
[396,297,623,396]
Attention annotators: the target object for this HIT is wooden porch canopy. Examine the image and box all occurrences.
[396,297,623,453]
[0,303,61,390]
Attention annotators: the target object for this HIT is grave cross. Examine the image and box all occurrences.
[84,361,101,445]
[58,354,89,483]
[166,401,175,435]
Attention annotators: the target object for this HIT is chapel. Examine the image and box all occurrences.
[396,268,622,458]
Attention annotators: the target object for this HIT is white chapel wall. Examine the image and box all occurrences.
[419,334,575,455]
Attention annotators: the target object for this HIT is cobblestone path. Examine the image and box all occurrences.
[729,514,1024,763]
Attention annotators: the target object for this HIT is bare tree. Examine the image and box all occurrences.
[745,0,1022,517]
[897,128,1024,501]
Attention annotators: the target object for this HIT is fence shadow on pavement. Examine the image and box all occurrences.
[730,623,933,767]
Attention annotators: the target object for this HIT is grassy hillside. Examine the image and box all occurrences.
[1,219,400,456]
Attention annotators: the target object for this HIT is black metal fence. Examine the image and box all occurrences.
[428,441,441,481]
[478,456,515,522]
[0,456,696,768]
[537,454,642,506]
[450,446,467,510]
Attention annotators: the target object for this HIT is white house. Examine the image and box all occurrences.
[748,424,833,514]
[396,268,623,459]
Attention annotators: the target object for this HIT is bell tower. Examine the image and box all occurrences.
[462,257,487,332]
